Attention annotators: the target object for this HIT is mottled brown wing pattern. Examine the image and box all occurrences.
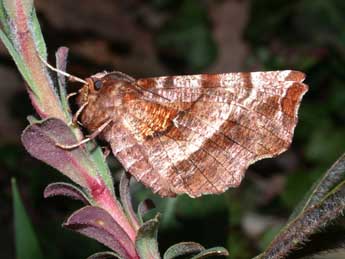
[103,71,307,197]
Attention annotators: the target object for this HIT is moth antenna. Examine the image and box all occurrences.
[39,55,88,84]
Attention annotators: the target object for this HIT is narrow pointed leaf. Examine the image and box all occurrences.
[136,214,161,259]
[0,29,36,94]
[163,242,205,259]
[12,179,44,259]
[285,226,345,259]
[64,206,138,259]
[138,199,155,224]
[190,247,229,259]
[120,171,140,230]
[3,0,41,98]
[262,185,345,258]
[55,47,71,119]
[86,251,124,259]
[1,0,67,120]
[4,0,47,59]
[31,10,47,59]
[289,153,345,221]
[44,182,91,204]
[21,118,100,189]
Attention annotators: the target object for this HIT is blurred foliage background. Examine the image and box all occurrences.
[0,0,344,258]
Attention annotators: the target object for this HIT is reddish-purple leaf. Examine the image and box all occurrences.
[21,118,100,189]
[44,182,90,204]
[119,172,140,230]
[63,206,138,259]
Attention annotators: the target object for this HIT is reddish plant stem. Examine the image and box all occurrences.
[66,149,138,243]
[87,176,137,243]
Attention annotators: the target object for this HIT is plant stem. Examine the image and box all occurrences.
[90,179,137,242]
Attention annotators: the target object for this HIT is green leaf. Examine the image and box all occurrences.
[12,178,44,259]
[190,247,229,259]
[163,242,205,259]
[0,29,37,95]
[31,9,47,59]
[135,214,161,259]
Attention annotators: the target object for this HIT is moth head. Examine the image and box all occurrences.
[89,71,108,91]
[75,72,108,106]
[91,71,134,90]
[75,79,90,107]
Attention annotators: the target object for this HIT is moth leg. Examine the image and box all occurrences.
[67,92,77,101]
[56,119,112,149]
[70,101,89,126]
[60,92,78,115]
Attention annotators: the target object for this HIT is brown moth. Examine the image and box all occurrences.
[75,70,308,198]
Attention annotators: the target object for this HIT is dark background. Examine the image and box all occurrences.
[0,0,344,258]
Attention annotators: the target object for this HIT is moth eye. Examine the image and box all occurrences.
[94,80,103,90]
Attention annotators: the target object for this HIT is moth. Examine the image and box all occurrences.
[65,69,308,198]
